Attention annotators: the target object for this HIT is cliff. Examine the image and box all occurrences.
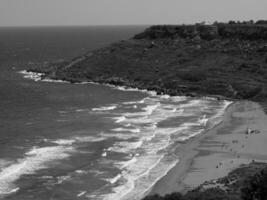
[28,22,267,109]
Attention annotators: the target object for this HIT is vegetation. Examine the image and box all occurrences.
[28,21,267,112]
[143,163,267,200]
[241,167,267,200]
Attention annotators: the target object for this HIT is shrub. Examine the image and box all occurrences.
[255,20,267,25]
[183,188,229,200]
[143,194,163,200]
[164,193,183,200]
[241,167,267,200]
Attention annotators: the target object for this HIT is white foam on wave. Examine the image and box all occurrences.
[175,129,204,142]
[102,151,107,157]
[112,128,140,133]
[114,103,161,125]
[0,146,73,196]
[19,70,44,81]
[98,154,178,200]
[119,157,138,169]
[148,128,178,150]
[92,105,117,112]
[77,191,87,197]
[160,94,170,99]
[179,99,204,108]
[142,103,160,115]
[122,155,179,200]
[75,170,88,174]
[56,175,72,184]
[198,115,209,126]
[76,109,90,112]
[114,116,127,123]
[208,100,232,126]
[123,99,145,105]
[108,141,143,154]
[19,70,70,83]
[91,96,233,200]
[169,96,187,102]
[107,173,123,184]
[49,136,106,147]
[94,125,185,199]
[120,116,153,125]
[100,132,137,140]
[41,78,68,83]
[107,85,157,96]
[74,136,107,143]
[52,139,76,145]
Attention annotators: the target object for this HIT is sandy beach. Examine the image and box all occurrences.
[150,100,267,196]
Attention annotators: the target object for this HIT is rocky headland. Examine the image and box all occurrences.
[28,21,267,111]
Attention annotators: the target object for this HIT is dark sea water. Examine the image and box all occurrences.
[0,26,231,200]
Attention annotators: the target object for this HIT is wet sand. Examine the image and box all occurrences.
[150,101,267,196]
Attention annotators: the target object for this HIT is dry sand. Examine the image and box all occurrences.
[150,100,267,196]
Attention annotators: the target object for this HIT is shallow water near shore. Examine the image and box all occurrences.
[0,26,231,200]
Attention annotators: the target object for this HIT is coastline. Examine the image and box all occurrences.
[5,23,267,200]
[19,69,267,199]
[149,100,267,196]
[19,70,233,102]
[19,69,233,199]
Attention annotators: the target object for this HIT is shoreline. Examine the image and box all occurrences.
[19,70,267,199]
[19,70,233,102]
[148,103,234,196]
[149,100,267,196]
[19,69,234,199]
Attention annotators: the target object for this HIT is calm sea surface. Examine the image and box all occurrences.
[0,26,230,200]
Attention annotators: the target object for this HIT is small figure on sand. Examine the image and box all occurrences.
[246,127,261,135]
[246,127,252,134]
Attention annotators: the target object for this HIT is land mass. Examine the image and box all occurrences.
[29,21,267,111]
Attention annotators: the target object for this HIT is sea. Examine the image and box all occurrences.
[0,26,231,200]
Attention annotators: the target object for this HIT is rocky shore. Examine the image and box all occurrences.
[28,22,267,111]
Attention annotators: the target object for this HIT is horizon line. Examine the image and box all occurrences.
[0,24,153,28]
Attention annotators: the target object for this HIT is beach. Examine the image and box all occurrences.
[150,100,267,196]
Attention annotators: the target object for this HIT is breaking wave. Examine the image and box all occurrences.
[0,146,73,196]
[88,94,232,200]
[92,105,117,112]
[19,69,232,200]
